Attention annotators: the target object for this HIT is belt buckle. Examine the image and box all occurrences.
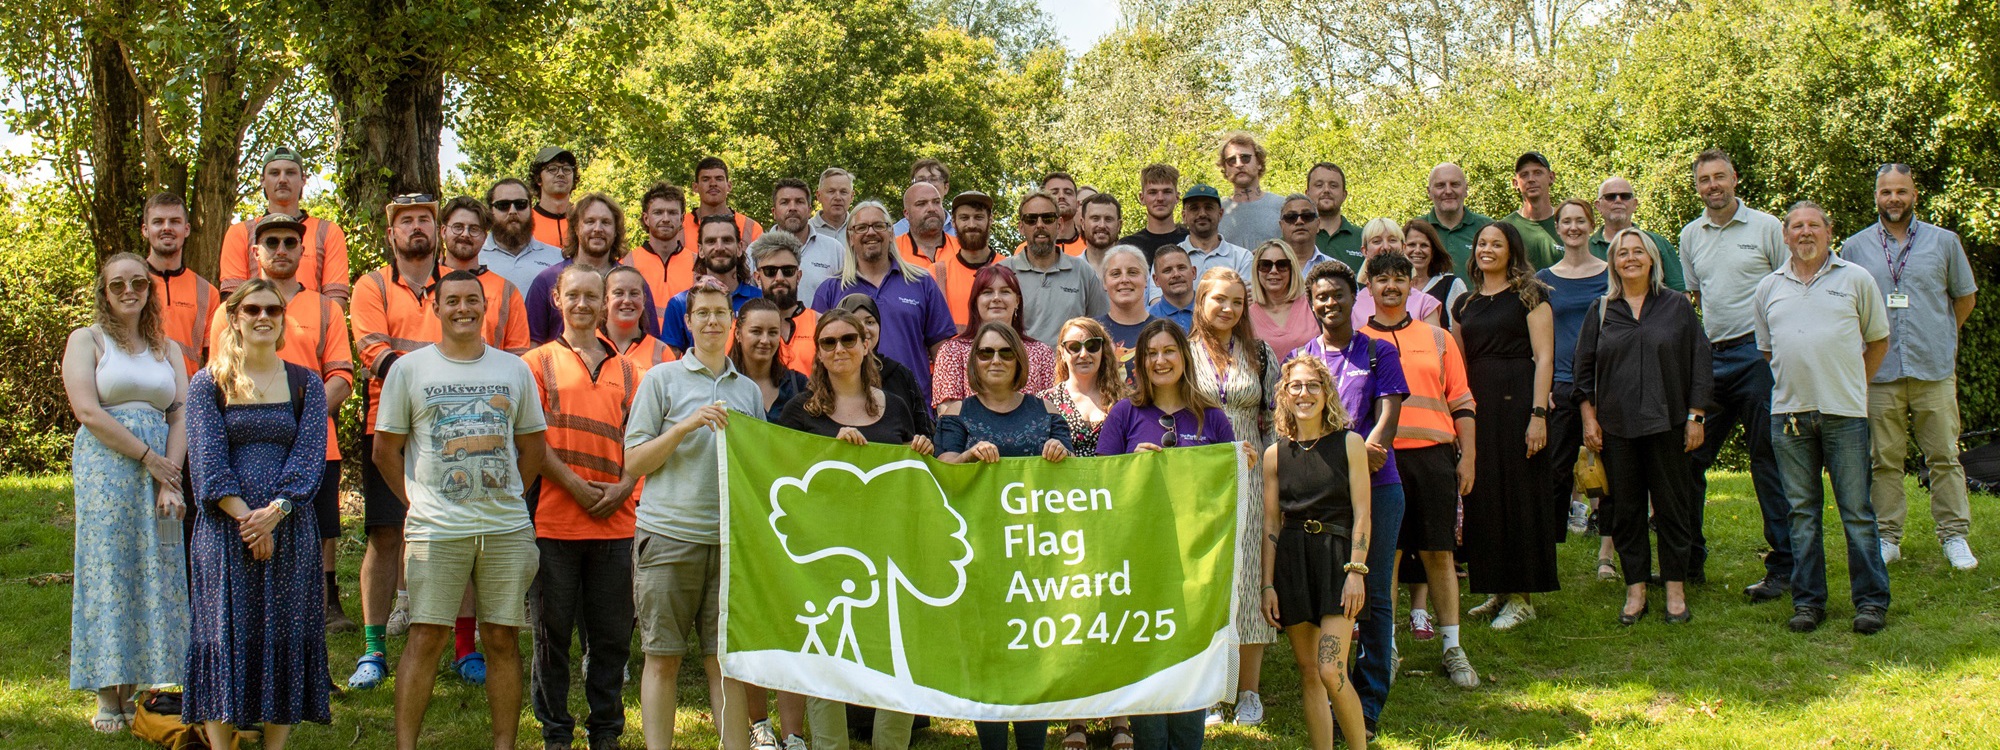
[1301,520,1325,534]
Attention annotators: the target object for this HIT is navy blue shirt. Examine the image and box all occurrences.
[658,283,764,351]
[1535,268,1608,384]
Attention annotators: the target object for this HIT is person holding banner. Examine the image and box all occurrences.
[835,293,934,437]
[1261,355,1371,750]
[624,280,767,750]
[1042,317,1123,459]
[1098,319,1234,750]
[731,299,811,422]
[930,265,1059,408]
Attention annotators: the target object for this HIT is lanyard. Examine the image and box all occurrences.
[1207,339,1235,398]
[1879,223,1917,290]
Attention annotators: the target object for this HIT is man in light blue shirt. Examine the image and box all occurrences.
[480,178,565,294]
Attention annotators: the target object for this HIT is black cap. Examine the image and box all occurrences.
[1515,151,1552,172]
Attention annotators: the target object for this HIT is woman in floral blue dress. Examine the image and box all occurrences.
[185,280,330,749]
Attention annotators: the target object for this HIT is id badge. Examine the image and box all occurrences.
[1886,292,1911,309]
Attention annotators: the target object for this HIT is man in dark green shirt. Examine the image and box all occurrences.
[1308,161,1365,271]
[1416,162,1493,277]
[1500,151,1561,269]
[1589,176,1686,291]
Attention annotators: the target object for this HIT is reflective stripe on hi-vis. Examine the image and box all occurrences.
[316,296,333,362]
[312,220,330,287]
[193,280,214,364]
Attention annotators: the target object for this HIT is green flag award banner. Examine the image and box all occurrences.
[717,417,1244,721]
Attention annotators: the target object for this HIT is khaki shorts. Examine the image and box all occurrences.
[404,527,539,628]
[633,529,721,657]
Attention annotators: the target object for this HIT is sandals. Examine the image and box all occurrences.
[349,651,390,689]
[1063,722,1089,749]
[90,707,127,734]
[1596,558,1618,581]
[1111,723,1135,750]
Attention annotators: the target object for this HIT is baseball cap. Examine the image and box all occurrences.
[383,193,439,223]
[1515,151,1552,172]
[260,146,304,170]
[1181,184,1222,203]
[533,146,576,168]
[253,212,307,240]
[951,190,994,212]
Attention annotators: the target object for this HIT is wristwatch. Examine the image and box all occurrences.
[1688,413,1707,425]
[274,499,294,517]
[1530,406,1549,419]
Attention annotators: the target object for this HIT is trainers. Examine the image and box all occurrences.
[1787,606,1825,633]
[386,594,412,636]
[325,597,358,633]
[1410,610,1436,641]
[750,719,780,750]
[1942,536,1979,570]
[1440,646,1479,688]
[1232,690,1264,726]
[1743,574,1788,603]
[782,735,809,750]
[1203,704,1225,727]
[1490,599,1536,631]
[1853,605,1888,634]
[1879,539,1902,564]
[347,652,389,690]
[1567,500,1590,535]
[1466,595,1505,619]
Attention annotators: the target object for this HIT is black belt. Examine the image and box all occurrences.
[1283,519,1350,537]
[1711,334,1754,351]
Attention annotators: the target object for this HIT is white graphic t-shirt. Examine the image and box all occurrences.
[375,344,547,541]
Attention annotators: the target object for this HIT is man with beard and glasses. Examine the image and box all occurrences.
[810,201,957,405]
[895,180,959,267]
[933,190,1002,330]
[1078,192,1124,278]
[528,193,660,345]
[684,156,765,244]
[441,196,531,356]
[893,158,956,237]
[748,230,819,372]
[143,192,221,376]
[769,178,845,298]
[481,178,565,294]
[626,182,695,307]
[1216,132,1286,249]
[1002,191,1110,343]
[1309,162,1366,272]
[810,167,854,246]
[1840,164,1981,571]
[659,215,765,352]
[1120,163,1189,264]
[531,147,579,249]
[218,146,352,306]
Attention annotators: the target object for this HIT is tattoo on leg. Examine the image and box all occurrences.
[1317,634,1338,665]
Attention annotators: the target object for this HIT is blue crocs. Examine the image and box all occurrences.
[348,652,389,689]
[452,652,487,686]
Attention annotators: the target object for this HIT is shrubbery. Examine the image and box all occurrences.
[0,184,94,473]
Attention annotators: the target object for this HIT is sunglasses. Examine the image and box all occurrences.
[391,193,435,205]
[759,264,800,279]
[1599,192,1635,202]
[975,346,1019,362]
[1281,211,1319,224]
[1019,212,1060,226]
[1060,337,1106,355]
[490,199,531,212]
[104,278,149,295]
[1257,259,1293,273]
[1157,414,1179,448]
[1222,153,1257,166]
[238,302,286,318]
[260,237,300,251]
[817,332,863,351]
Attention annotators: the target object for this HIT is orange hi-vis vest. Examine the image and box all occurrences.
[220,213,352,302]
[533,205,569,249]
[781,305,819,373]
[206,286,352,460]
[683,209,765,248]
[615,332,678,370]
[928,250,997,330]
[351,263,523,433]
[150,264,219,375]
[468,266,532,355]
[1360,318,1475,449]
[896,231,960,270]
[525,337,638,539]
[626,242,698,317]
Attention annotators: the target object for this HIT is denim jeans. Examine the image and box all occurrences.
[1771,412,1890,611]
[1690,338,1791,581]
[1129,710,1204,750]
[530,537,636,744]
[1350,482,1405,724]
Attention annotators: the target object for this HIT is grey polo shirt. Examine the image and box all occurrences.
[1680,199,1788,342]
[1179,237,1257,289]
[480,236,565,296]
[1838,220,1978,383]
[1752,255,1890,418]
[1001,251,1111,343]
[794,231,849,305]
[808,214,848,245]
[624,354,768,545]
[1218,192,1287,250]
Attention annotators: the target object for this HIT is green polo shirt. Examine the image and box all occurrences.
[1314,216,1365,272]
[1416,209,1493,278]
[1590,227,1685,292]
[1501,211,1561,269]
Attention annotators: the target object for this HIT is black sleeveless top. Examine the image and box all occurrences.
[1276,434,1355,530]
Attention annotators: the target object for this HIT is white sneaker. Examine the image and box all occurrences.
[1567,500,1591,535]
[1490,600,1537,631]
[1880,539,1902,564]
[1203,703,1226,727]
[1942,536,1979,570]
[750,719,780,750]
[1441,646,1480,688]
[385,594,412,636]
[1232,690,1264,726]
[1466,595,1505,619]
[782,735,809,750]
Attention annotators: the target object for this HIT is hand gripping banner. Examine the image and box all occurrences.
[717,417,1244,721]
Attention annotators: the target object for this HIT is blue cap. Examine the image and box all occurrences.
[1181,184,1221,203]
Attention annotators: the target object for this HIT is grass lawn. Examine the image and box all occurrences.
[1,472,1996,748]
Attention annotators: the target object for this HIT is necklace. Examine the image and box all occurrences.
[1293,433,1325,452]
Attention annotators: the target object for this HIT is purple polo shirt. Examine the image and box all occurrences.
[811,268,957,403]
[1097,401,1236,455]
[1293,332,1409,486]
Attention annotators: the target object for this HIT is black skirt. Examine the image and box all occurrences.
[1273,524,1363,628]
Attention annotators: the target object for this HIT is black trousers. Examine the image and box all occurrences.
[1603,430,1696,585]
[530,537,636,743]
[1546,382,1585,543]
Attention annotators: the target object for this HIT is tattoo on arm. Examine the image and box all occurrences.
[1267,533,1280,544]
[1353,532,1368,553]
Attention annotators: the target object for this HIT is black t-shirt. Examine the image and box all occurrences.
[1120,227,1189,265]
[777,391,923,445]
[1093,313,1159,385]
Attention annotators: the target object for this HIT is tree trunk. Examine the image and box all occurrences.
[83,31,144,266]
[326,58,445,267]
[181,32,287,282]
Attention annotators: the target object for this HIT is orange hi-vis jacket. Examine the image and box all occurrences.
[219,213,352,302]
[615,332,678,370]
[150,264,219,376]
[928,250,997,330]
[896,231,960,270]
[533,205,569,249]
[351,263,529,433]
[682,209,764,247]
[626,242,698,320]
[1360,318,1476,449]
[781,305,819,373]
[206,286,352,460]
[525,336,638,539]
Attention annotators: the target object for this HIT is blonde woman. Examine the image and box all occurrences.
[1260,356,1371,750]
[1042,317,1124,458]
[1249,239,1318,357]
[60,252,190,733]
[1353,218,1442,327]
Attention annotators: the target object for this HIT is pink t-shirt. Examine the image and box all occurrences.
[1353,288,1440,329]
[1251,298,1322,360]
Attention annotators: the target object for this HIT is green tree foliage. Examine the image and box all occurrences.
[0,182,95,473]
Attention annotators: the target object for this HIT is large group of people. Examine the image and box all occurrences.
[62,135,1979,749]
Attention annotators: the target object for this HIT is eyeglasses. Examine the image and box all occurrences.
[239,302,286,318]
[817,333,863,351]
[491,199,531,212]
[975,346,1018,362]
[1019,212,1060,226]
[1060,337,1106,355]
[260,237,300,251]
[1283,381,1325,395]
[541,165,575,176]
[391,193,435,205]
[851,221,891,234]
[1599,192,1635,202]
[1258,259,1293,274]
[444,222,485,236]
[1281,211,1319,224]
[1222,153,1257,166]
[758,264,799,279]
[104,278,149,295]
[1157,414,1179,448]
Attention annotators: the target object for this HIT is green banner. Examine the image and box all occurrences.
[718,417,1243,720]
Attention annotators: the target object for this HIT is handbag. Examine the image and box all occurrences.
[129,690,240,749]
[1573,295,1611,498]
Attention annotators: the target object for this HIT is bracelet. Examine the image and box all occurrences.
[1261,584,1275,592]
[1342,562,1370,575]
[141,448,152,462]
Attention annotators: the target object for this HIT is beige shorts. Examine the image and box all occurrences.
[404,527,539,628]
[633,529,721,657]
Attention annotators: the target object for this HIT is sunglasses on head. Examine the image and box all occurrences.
[1281,211,1318,224]
[239,302,286,318]
[759,264,799,279]
[817,332,863,351]
[1157,414,1179,448]
[490,199,531,212]
[975,346,1018,362]
[391,193,436,205]
[261,236,300,251]
[1060,337,1106,355]
[1257,259,1293,273]
[1599,192,1635,202]
[1019,212,1059,226]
